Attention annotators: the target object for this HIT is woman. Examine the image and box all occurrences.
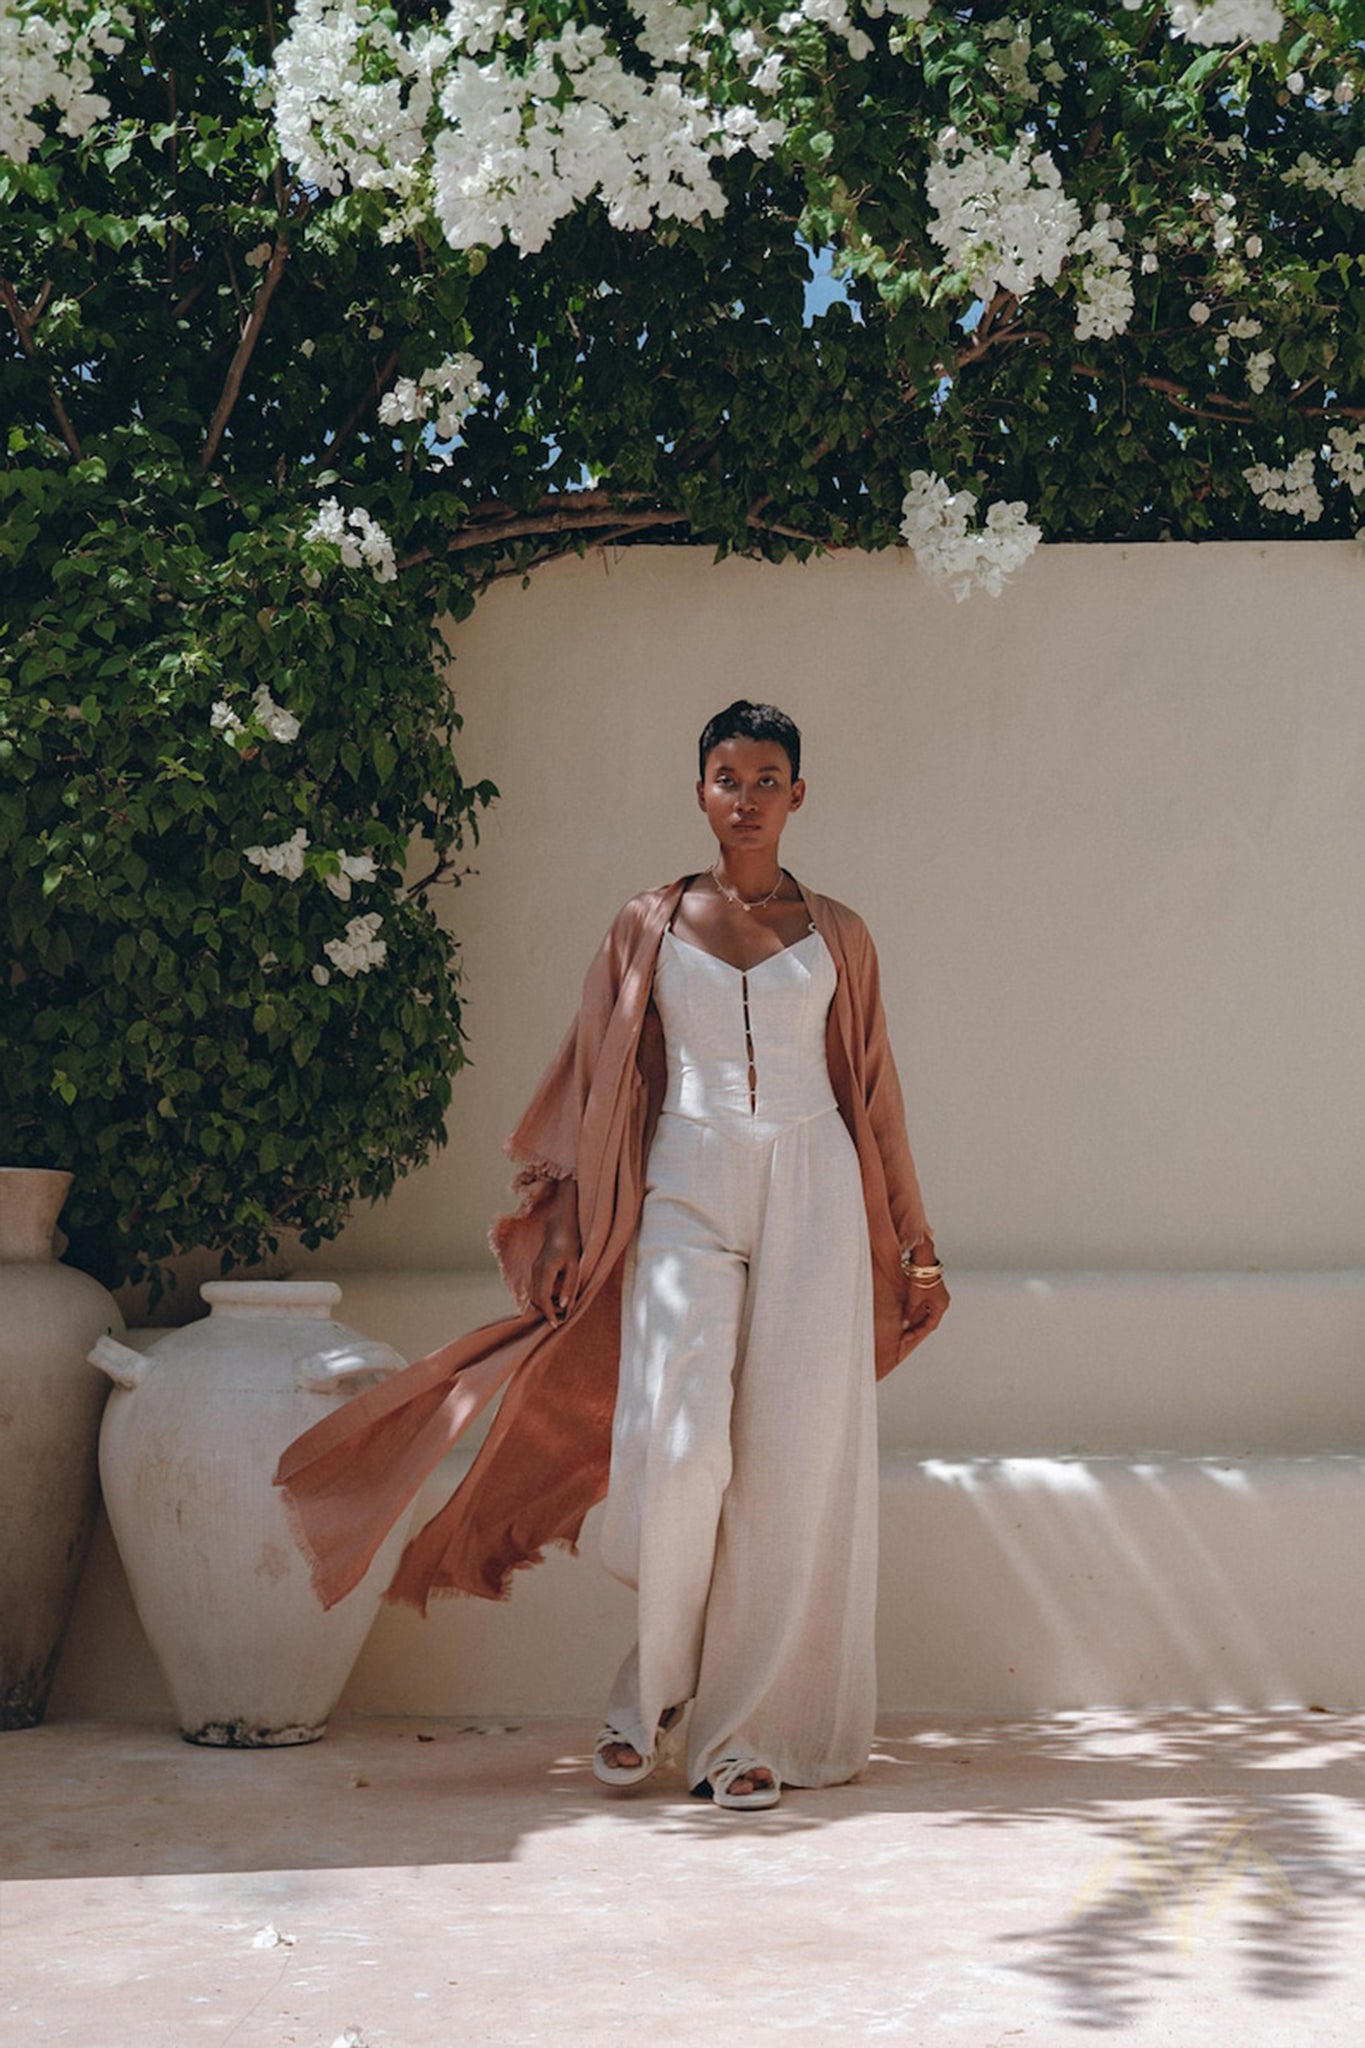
[275,700,948,1812]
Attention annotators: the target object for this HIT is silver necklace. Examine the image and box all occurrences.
[711,862,786,913]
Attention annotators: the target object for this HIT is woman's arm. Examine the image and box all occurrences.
[846,912,950,1352]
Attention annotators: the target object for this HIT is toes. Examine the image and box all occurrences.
[726,1768,774,1797]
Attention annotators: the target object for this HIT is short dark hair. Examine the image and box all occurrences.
[698,700,802,781]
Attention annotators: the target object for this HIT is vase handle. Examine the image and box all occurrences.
[297,1339,406,1396]
[88,1334,149,1389]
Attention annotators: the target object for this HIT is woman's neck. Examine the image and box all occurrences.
[710,853,786,906]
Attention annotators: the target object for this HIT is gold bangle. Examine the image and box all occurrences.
[901,1250,944,1285]
[900,1247,933,1270]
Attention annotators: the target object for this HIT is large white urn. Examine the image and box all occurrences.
[90,1279,411,1746]
[0,1168,124,1729]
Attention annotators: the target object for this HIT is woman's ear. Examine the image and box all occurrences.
[789,778,807,811]
[696,779,707,811]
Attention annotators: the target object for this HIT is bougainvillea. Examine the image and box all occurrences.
[2,1,1361,1289]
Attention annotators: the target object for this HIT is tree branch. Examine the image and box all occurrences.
[397,501,691,570]
[0,274,83,459]
[325,349,400,461]
[199,235,290,472]
[956,323,1050,368]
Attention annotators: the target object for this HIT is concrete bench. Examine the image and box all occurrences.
[51,1270,1365,1721]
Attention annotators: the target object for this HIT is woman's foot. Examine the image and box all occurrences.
[705,1755,782,1810]
[591,1704,685,1787]
[597,1736,646,1773]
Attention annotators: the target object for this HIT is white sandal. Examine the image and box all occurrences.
[708,1755,782,1811]
[592,1704,684,1788]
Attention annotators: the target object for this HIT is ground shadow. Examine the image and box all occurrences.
[870,1707,1365,2032]
[6,1707,1364,2032]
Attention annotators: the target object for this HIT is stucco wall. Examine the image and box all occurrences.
[294,540,1365,1280]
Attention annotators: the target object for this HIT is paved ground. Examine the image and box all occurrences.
[4,1708,1365,2047]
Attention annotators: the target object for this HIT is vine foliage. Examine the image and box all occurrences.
[1,2,1361,1290]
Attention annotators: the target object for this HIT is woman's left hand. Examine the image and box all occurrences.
[901,1278,949,1353]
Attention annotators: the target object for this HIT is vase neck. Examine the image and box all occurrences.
[0,1168,73,1262]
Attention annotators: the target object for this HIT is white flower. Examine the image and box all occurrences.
[1283,147,1365,211]
[982,20,1040,104]
[211,701,246,739]
[1243,449,1323,522]
[213,687,300,745]
[270,0,440,200]
[1326,425,1365,495]
[0,1,131,164]
[270,0,781,259]
[1246,348,1275,393]
[1333,80,1354,107]
[251,685,301,743]
[1070,216,1134,341]
[378,354,487,439]
[304,497,398,583]
[925,133,1081,303]
[299,337,316,357]
[377,374,427,426]
[245,241,273,267]
[323,912,388,978]
[1189,300,1211,324]
[899,470,1041,601]
[312,963,332,986]
[1243,234,1263,258]
[1285,70,1304,94]
[1227,315,1262,338]
[245,828,310,881]
[1141,251,1159,275]
[323,850,379,900]
[1167,2,1284,46]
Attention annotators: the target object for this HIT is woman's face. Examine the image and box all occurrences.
[696,736,805,857]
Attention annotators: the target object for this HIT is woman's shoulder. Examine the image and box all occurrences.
[599,876,693,950]
[802,884,873,946]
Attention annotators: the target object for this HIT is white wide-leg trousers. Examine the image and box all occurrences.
[599,1103,879,1791]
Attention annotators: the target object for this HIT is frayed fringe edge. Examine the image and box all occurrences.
[274,1478,368,1616]
[508,1157,574,1196]
[383,1532,581,1614]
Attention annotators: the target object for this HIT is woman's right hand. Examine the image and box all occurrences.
[528,1179,581,1324]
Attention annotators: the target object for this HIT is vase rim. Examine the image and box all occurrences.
[200,1280,342,1316]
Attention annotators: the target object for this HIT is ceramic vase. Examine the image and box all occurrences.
[90,1279,410,1746]
[0,1167,124,1729]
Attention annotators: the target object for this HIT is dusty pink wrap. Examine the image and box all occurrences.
[274,874,932,1613]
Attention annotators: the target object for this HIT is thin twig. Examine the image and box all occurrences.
[199,235,290,471]
[0,274,83,458]
[325,350,400,460]
[746,516,824,545]
[404,853,460,895]
[956,325,1050,367]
